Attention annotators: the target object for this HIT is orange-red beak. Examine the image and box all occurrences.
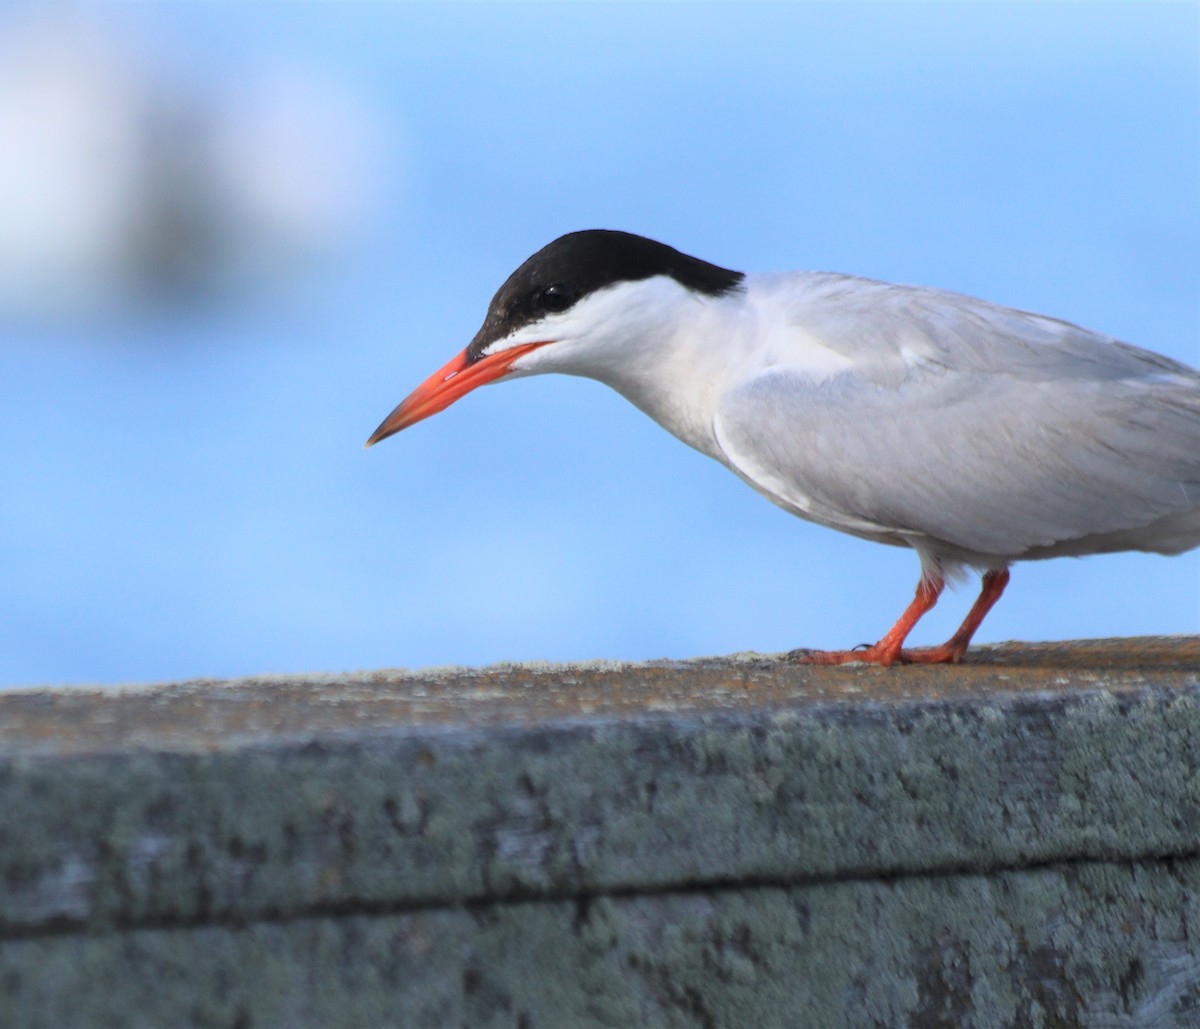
[366,340,552,447]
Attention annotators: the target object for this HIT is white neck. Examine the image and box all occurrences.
[512,276,748,461]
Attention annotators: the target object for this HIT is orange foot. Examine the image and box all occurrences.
[792,641,968,666]
[790,568,1010,668]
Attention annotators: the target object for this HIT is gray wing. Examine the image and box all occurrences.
[713,282,1200,561]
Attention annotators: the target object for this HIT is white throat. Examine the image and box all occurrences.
[510,276,748,461]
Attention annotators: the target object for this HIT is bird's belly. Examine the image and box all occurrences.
[724,461,920,549]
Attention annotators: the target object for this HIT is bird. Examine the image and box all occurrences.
[367,230,1200,665]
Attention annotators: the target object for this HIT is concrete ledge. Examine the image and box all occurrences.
[2,637,1199,1025]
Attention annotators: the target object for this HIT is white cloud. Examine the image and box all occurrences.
[0,11,389,323]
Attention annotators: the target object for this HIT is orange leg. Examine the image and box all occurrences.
[798,574,945,667]
[795,568,1010,667]
[904,569,1010,664]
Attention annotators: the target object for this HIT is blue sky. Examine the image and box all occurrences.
[2,3,1197,686]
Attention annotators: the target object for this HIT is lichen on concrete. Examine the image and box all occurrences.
[0,637,1197,1026]
[2,858,1197,1027]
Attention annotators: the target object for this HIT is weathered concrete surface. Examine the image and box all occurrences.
[4,859,1198,1027]
[1,637,1198,1026]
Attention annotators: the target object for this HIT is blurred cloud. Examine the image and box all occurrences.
[0,10,386,322]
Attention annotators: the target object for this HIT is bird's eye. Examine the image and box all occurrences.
[538,283,575,313]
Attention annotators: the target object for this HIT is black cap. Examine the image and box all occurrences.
[467,230,744,362]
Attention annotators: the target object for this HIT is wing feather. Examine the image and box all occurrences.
[713,280,1200,562]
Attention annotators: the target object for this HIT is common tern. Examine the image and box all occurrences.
[368,230,1200,665]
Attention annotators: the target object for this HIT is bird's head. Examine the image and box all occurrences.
[365,229,743,446]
